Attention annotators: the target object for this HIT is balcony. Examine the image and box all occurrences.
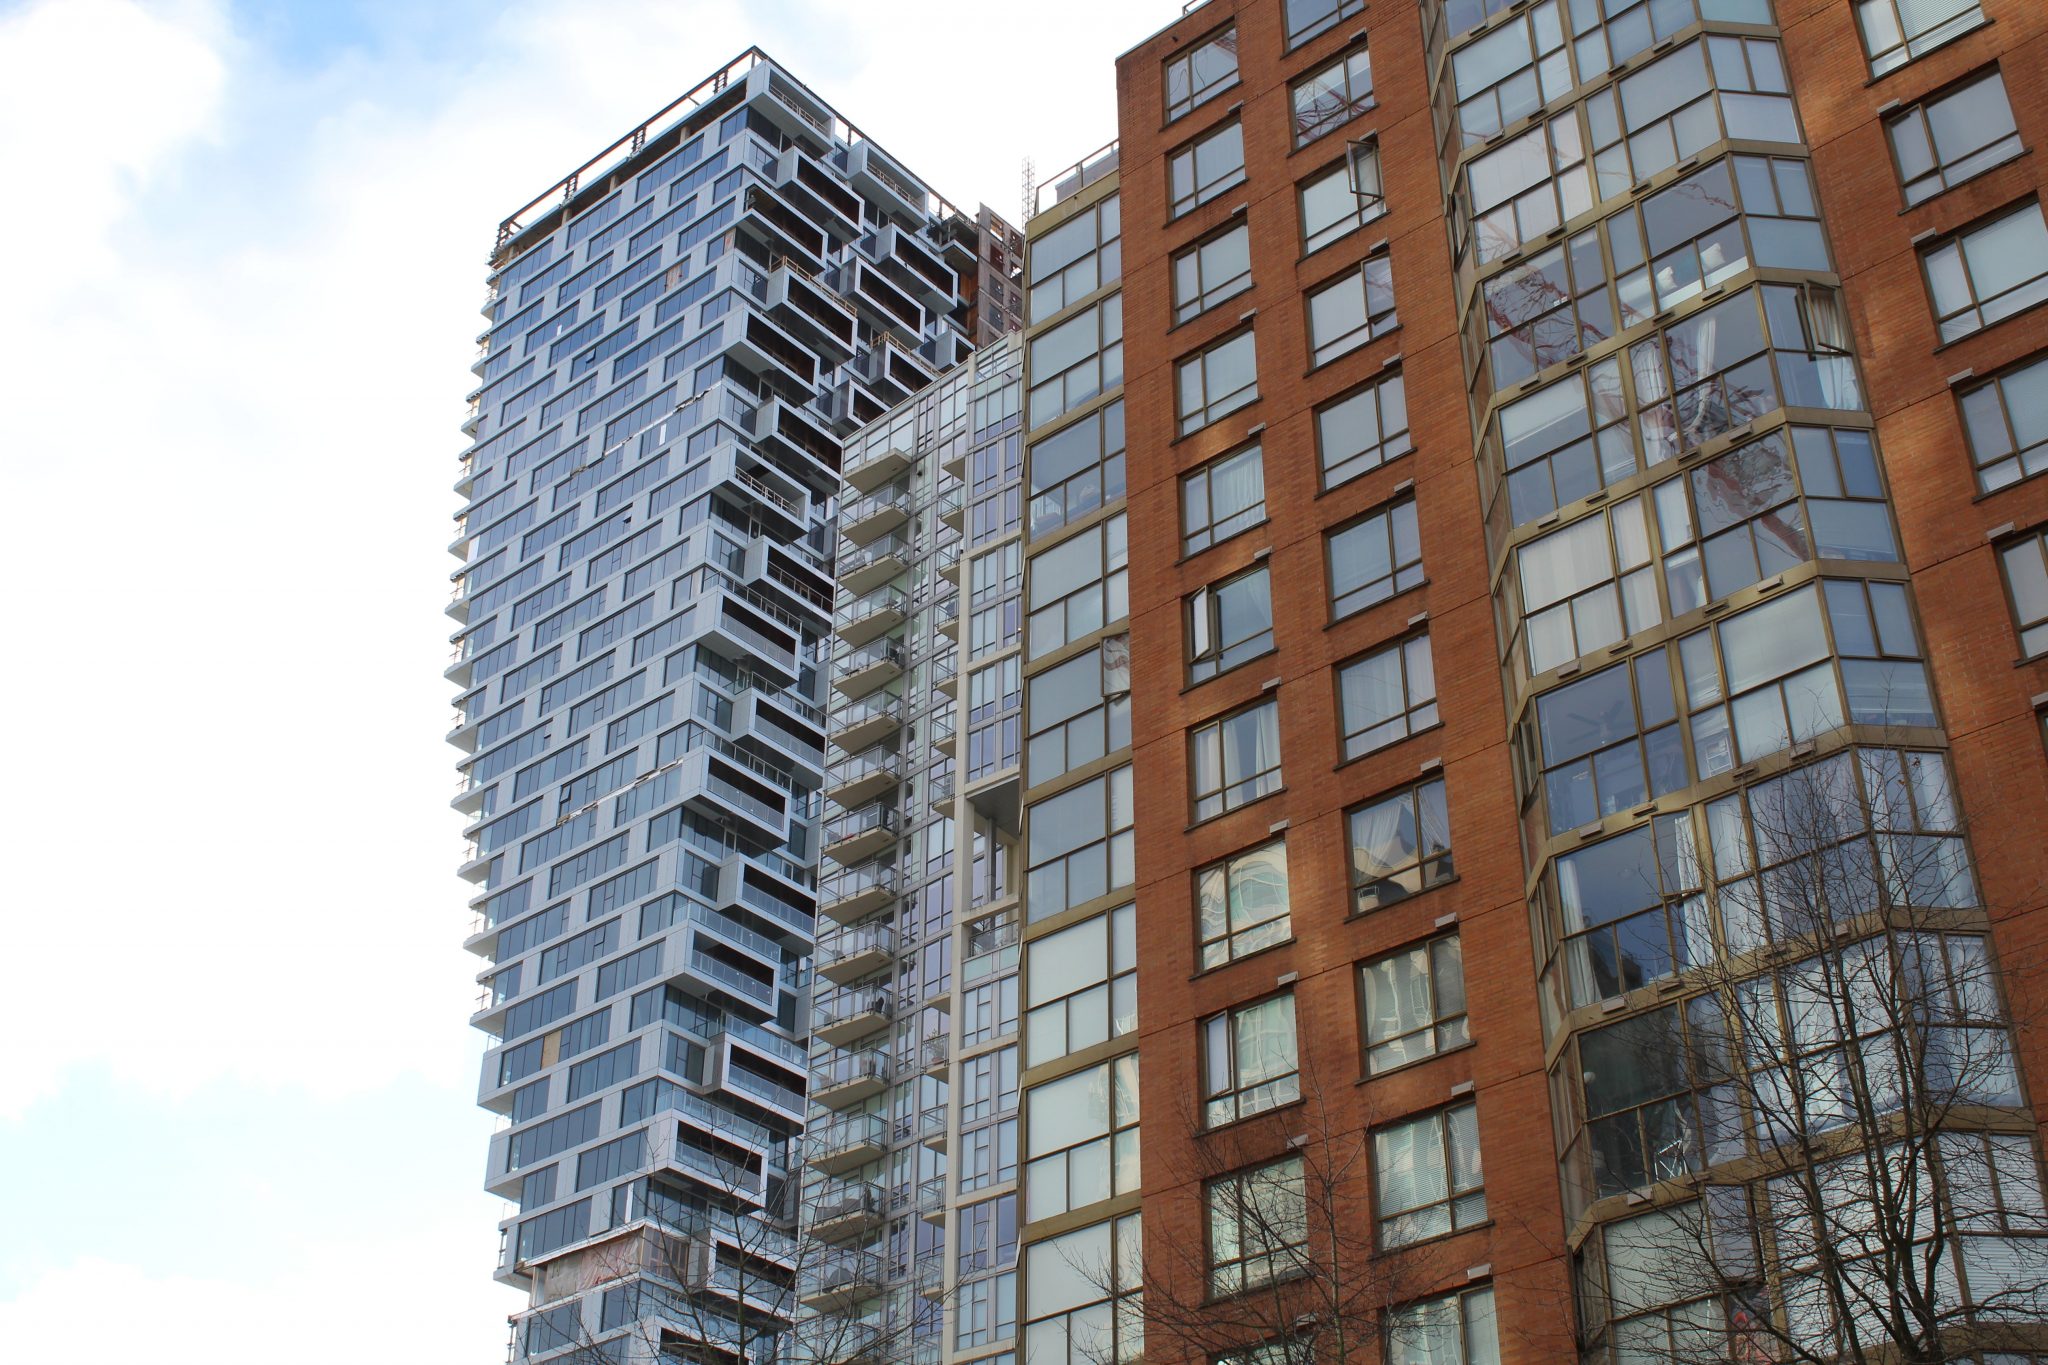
[929,653,958,701]
[821,801,899,866]
[682,948,778,1015]
[932,595,960,640]
[807,1180,885,1243]
[825,748,903,810]
[805,1115,888,1179]
[816,922,896,985]
[826,695,902,756]
[919,1031,950,1075]
[836,535,909,596]
[933,484,964,532]
[833,584,907,649]
[831,639,904,700]
[819,866,895,925]
[915,1175,947,1226]
[797,1247,886,1310]
[912,1256,945,1300]
[917,1106,948,1154]
[809,1048,890,1108]
[927,771,955,818]
[812,988,892,1049]
[842,435,914,495]
[839,484,911,548]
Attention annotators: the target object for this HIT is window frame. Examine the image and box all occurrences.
[1165,25,1241,124]
[1336,632,1439,760]
[1187,563,1277,685]
[1299,147,1385,256]
[1182,441,1267,556]
[1284,0,1365,51]
[1305,252,1398,367]
[1998,527,2048,659]
[1348,775,1456,913]
[1201,991,1301,1128]
[1372,1101,1487,1249]
[1168,119,1248,220]
[1958,352,2048,491]
[1883,67,2024,207]
[1205,1155,1310,1298]
[1327,495,1423,621]
[1196,837,1292,971]
[1291,42,1375,148]
[1177,327,1261,436]
[1172,219,1254,324]
[1854,0,1987,78]
[1359,931,1469,1075]
[1920,200,2048,344]
[1191,697,1285,822]
[1316,369,1411,491]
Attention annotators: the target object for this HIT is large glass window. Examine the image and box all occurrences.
[1349,777,1454,912]
[1328,498,1422,620]
[1026,765,1134,919]
[1025,903,1136,1065]
[1307,255,1398,366]
[1188,565,1276,684]
[1922,202,2048,344]
[1285,0,1363,48]
[1887,70,2022,206]
[1550,810,1707,1004]
[1361,933,1468,1074]
[1197,838,1291,970]
[1177,329,1260,435]
[1532,651,1690,837]
[1202,993,1299,1127]
[1028,400,1125,540]
[1513,497,1658,676]
[1460,113,1590,267]
[1166,27,1240,123]
[1207,1157,1308,1296]
[1182,443,1265,554]
[1173,222,1253,323]
[1999,530,2048,658]
[1300,149,1385,255]
[1958,353,2048,490]
[1318,370,1410,490]
[1292,43,1374,147]
[1024,1053,1140,1220]
[1028,296,1123,429]
[1374,1102,1485,1247]
[1855,0,1985,77]
[1027,636,1131,783]
[1023,1214,1142,1365]
[1192,698,1283,821]
[1028,513,1128,659]
[1338,633,1438,759]
[1448,0,1569,147]
[1385,1284,1499,1365]
[1029,195,1121,325]
[1169,120,1246,219]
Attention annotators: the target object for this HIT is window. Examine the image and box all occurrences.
[1338,634,1438,759]
[1192,699,1283,821]
[1361,934,1467,1074]
[1025,903,1137,1065]
[1029,400,1126,539]
[1182,443,1265,554]
[1307,256,1397,366]
[1349,777,1454,912]
[1169,120,1246,219]
[1285,0,1363,49]
[1300,150,1384,255]
[1197,839,1290,969]
[1202,993,1299,1126]
[1959,353,2048,490]
[1449,2,1570,147]
[1177,329,1260,435]
[1328,499,1422,619]
[1166,27,1239,122]
[1027,636,1132,783]
[1022,1214,1142,1365]
[1029,195,1121,324]
[1292,44,1374,147]
[1207,1157,1308,1296]
[1511,500,1659,677]
[1026,765,1135,919]
[1027,513,1128,659]
[1586,38,1800,203]
[1548,810,1706,1005]
[1028,296,1123,428]
[1460,114,1590,267]
[1887,70,2022,205]
[1188,565,1275,683]
[1531,653,1690,837]
[1855,0,1985,77]
[1024,1054,1141,1219]
[1375,1103,1485,1247]
[1476,228,1617,391]
[1317,371,1410,490]
[1386,1285,1499,1365]
[1922,203,2048,343]
[1173,222,1252,323]
[968,656,1021,781]
[2000,530,2048,657]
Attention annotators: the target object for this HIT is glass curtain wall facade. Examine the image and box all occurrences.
[450,49,1014,1365]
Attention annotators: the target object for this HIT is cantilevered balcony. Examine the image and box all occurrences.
[835,534,909,595]
[915,1176,946,1227]
[816,921,895,985]
[807,1179,886,1243]
[804,1116,888,1179]
[932,595,959,641]
[809,1047,889,1108]
[831,639,903,700]
[917,1106,948,1154]
[825,747,902,810]
[788,1317,887,1365]
[919,1030,950,1076]
[796,1246,886,1310]
[832,584,907,648]
[912,1256,944,1300]
[927,770,955,817]
[826,694,902,754]
[933,484,964,532]
[838,485,910,548]
[811,987,892,1050]
[819,866,894,925]
[841,433,913,494]
[821,801,898,865]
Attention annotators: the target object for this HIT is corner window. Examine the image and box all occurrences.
[1029,195,1121,324]
[1307,254,1398,366]
[1317,370,1410,490]
[1182,443,1266,555]
[1025,765,1134,919]
[1292,44,1374,147]
[1023,1053,1140,1220]
[1886,70,2022,206]
[1361,933,1467,1074]
[1197,838,1290,970]
[1169,120,1246,219]
[1027,513,1128,659]
[1028,295,1123,429]
[1173,221,1253,324]
[1191,698,1283,821]
[1922,202,2048,344]
[1188,564,1276,684]
[1202,993,1299,1127]
[1028,399,1126,540]
[1206,1157,1308,1297]
[1328,497,1422,619]
[1337,633,1438,759]
[1855,0,1985,77]
[1998,529,2048,657]
[1374,1102,1485,1247]
[1024,903,1136,1065]
[1300,148,1384,255]
[1177,329,1260,435]
[1165,27,1240,123]
[1027,636,1132,784]
[1022,1214,1142,1365]
[1348,776,1454,912]
[1449,2,1569,147]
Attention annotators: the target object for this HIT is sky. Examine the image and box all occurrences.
[0,1,1166,1359]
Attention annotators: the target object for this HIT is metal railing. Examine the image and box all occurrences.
[821,801,899,849]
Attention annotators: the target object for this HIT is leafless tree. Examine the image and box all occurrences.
[1565,741,2048,1365]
